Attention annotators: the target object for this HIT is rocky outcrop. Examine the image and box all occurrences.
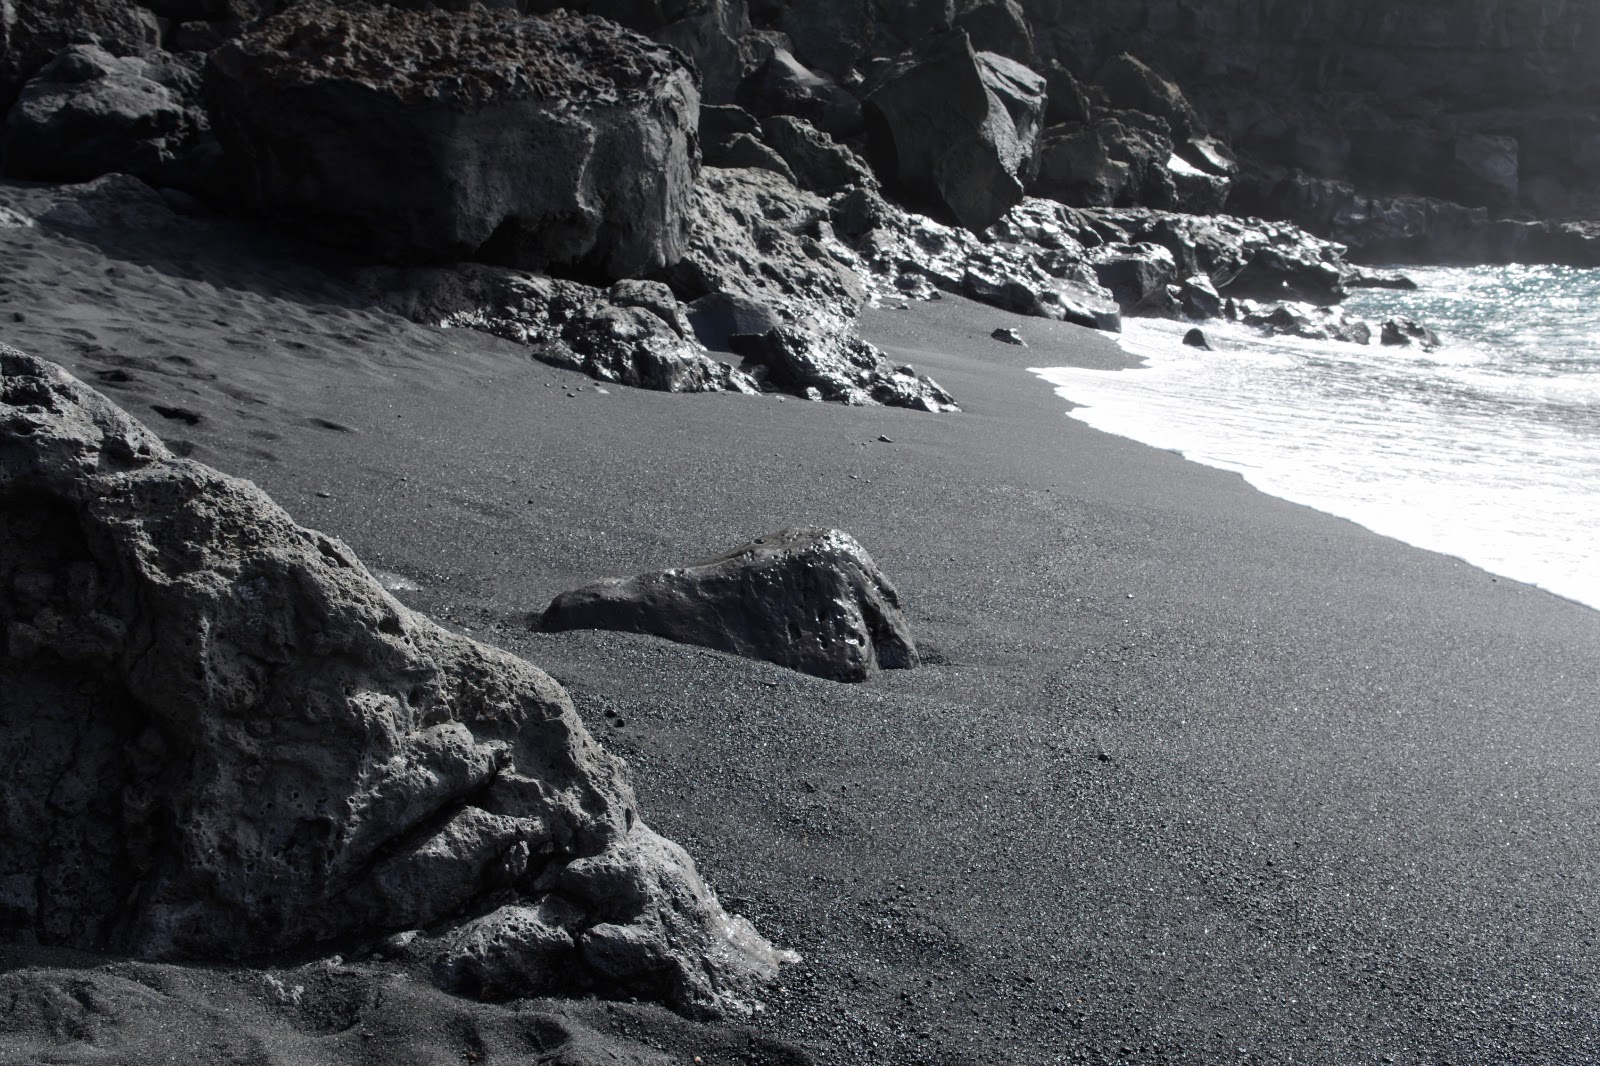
[864,30,1045,231]
[0,349,790,1015]
[735,47,863,140]
[204,3,700,277]
[665,166,958,409]
[846,192,1122,331]
[542,528,919,682]
[1241,302,1372,345]
[1382,316,1441,350]
[759,115,877,194]
[367,264,759,394]
[2,44,215,190]
[1232,170,1600,266]
[1080,208,1354,306]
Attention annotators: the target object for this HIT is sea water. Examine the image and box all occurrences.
[1032,265,1600,611]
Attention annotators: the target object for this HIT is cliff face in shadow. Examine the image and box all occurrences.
[1024,0,1600,217]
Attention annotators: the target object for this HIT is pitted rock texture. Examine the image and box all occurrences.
[542,528,920,682]
[0,349,788,1016]
[846,192,1122,331]
[368,264,759,395]
[0,0,161,110]
[864,30,1046,232]
[666,166,958,410]
[205,2,700,277]
[2,44,214,189]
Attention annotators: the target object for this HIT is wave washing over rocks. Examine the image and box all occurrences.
[4,0,1600,1062]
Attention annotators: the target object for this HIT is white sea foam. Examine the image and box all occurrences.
[1031,265,1600,612]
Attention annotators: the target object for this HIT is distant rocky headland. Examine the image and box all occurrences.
[3,0,1598,1052]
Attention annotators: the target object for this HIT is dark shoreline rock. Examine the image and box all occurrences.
[864,30,1045,231]
[0,348,790,1016]
[205,3,701,277]
[542,528,920,682]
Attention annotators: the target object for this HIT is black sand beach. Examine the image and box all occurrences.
[5,212,1600,1064]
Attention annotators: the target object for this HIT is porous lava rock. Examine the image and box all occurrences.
[846,193,1122,331]
[368,264,759,394]
[666,166,958,409]
[0,349,789,1016]
[2,44,214,189]
[759,115,878,194]
[735,47,863,139]
[0,0,160,110]
[864,30,1045,231]
[204,2,700,277]
[542,528,919,682]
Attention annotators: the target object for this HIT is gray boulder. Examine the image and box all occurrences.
[846,192,1122,331]
[665,166,957,409]
[711,131,798,182]
[1244,302,1372,345]
[1088,241,1178,312]
[651,0,752,105]
[730,325,958,410]
[205,3,700,278]
[1381,316,1442,350]
[1095,53,1200,140]
[954,0,1034,66]
[779,0,869,76]
[0,0,160,109]
[1032,123,1130,207]
[542,528,919,682]
[759,115,877,193]
[2,44,214,189]
[735,47,863,139]
[865,31,1046,231]
[367,264,759,394]
[666,166,864,331]
[0,349,790,1015]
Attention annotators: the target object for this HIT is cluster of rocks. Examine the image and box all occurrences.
[0,349,797,1014]
[2,0,1486,380]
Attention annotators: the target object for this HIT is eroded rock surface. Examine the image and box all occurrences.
[864,31,1045,231]
[667,167,957,409]
[369,264,759,395]
[542,528,919,682]
[205,2,700,277]
[0,350,789,1016]
[3,43,214,190]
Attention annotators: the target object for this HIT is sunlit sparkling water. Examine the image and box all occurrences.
[1032,265,1600,611]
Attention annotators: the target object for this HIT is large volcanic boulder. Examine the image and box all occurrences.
[204,2,700,277]
[735,47,863,140]
[0,349,789,1015]
[542,528,919,682]
[2,44,214,189]
[0,0,160,110]
[864,30,1046,231]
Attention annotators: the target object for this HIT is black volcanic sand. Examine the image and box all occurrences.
[4,205,1600,1065]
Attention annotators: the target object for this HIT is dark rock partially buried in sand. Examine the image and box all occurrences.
[0,349,790,1016]
[542,528,920,682]
[205,2,699,278]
